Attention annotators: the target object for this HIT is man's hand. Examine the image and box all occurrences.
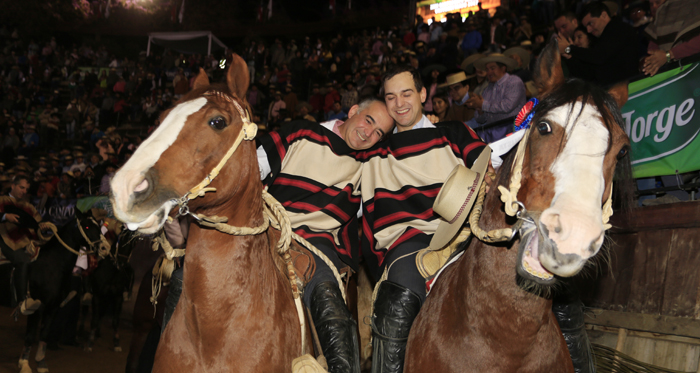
[466,95,483,111]
[642,49,668,76]
[426,114,440,124]
[5,213,19,224]
[556,32,573,58]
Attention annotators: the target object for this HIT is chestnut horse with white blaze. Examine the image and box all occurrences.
[404,41,631,372]
[110,56,310,372]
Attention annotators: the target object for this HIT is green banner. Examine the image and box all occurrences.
[622,63,700,178]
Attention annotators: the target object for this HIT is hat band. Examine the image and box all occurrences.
[446,171,481,224]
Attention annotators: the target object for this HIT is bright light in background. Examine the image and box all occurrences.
[219,59,226,69]
[427,19,433,25]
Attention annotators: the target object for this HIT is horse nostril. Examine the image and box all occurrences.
[134,178,149,193]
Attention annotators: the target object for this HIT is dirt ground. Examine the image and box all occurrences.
[0,294,137,373]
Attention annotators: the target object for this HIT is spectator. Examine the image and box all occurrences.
[340,82,359,112]
[465,54,526,142]
[268,91,286,122]
[558,1,640,87]
[461,18,483,56]
[283,84,298,118]
[431,90,450,122]
[642,0,700,76]
[323,83,341,113]
[439,71,475,122]
[554,12,579,40]
[326,101,346,121]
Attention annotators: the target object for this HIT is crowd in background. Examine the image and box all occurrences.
[0,0,697,203]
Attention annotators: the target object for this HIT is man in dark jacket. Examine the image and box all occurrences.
[557,1,639,87]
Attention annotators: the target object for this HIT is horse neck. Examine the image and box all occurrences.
[179,158,287,324]
[456,178,553,330]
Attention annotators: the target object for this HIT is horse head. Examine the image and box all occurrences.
[110,55,259,234]
[73,208,106,253]
[510,40,630,285]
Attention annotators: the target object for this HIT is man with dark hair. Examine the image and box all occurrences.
[557,1,639,86]
[0,176,43,315]
[363,65,488,372]
[554,11,579,39]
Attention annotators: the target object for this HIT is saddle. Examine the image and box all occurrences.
[268,228,317,286]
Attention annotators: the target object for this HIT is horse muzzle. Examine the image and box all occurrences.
[517,208,604,282]
[111,168,179,234]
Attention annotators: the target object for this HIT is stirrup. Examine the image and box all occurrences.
[20,298,42,315]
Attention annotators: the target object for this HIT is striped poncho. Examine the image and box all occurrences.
[257,120,363,270]
[357,121,487,278]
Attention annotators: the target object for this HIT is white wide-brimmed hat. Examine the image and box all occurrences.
[429,146,491,251]
[474,53,518,72]
[438,71,475,88]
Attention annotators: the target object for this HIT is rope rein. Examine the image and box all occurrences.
[37,218,110,257]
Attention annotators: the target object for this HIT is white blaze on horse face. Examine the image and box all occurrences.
[111,97,208,229]
[539,102,608,276]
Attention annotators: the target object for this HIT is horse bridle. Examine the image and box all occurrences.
[469,109,615,244]
[171,90,258,220]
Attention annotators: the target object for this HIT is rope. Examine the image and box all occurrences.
[150,254,175,317]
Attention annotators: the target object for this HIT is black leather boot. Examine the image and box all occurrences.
[309,281,360,373]
[371,281,422,373]
[553,290,595,373]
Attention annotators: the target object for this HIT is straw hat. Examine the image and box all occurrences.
[428,146,491,251]
[473,53,518,71]
[460,53,485,74]
[438,71,475,88]
[503,47,531,70]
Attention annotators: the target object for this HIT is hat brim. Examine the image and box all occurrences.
[474,55,518,72]
[460,53,485,74]
[429,146,491,251]
[437,74,476,88]
[503,47,531,70]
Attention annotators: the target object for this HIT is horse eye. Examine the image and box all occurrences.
[208,116,227,130]
[537,121,552,135]
[617,146,629,160]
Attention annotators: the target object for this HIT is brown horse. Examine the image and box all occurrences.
[404,41,631,372]
[110,56,309,372]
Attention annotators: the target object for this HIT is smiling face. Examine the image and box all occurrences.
[485,62,507,83]
[383,72,426,132]
[432,97,448,115]
[573,30,590,48]
[338,101,394,150]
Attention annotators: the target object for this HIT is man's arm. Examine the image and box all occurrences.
[569,23,636,65]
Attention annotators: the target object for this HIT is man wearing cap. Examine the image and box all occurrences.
[361,65,489,373]
[463,53,526,143]
[0,175,44,315]
[439,71,475,122]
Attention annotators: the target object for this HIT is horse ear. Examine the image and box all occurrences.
[226,54,250,99]
[192,68,210,90]
[533,38,565,97]
[607,82,629,109]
